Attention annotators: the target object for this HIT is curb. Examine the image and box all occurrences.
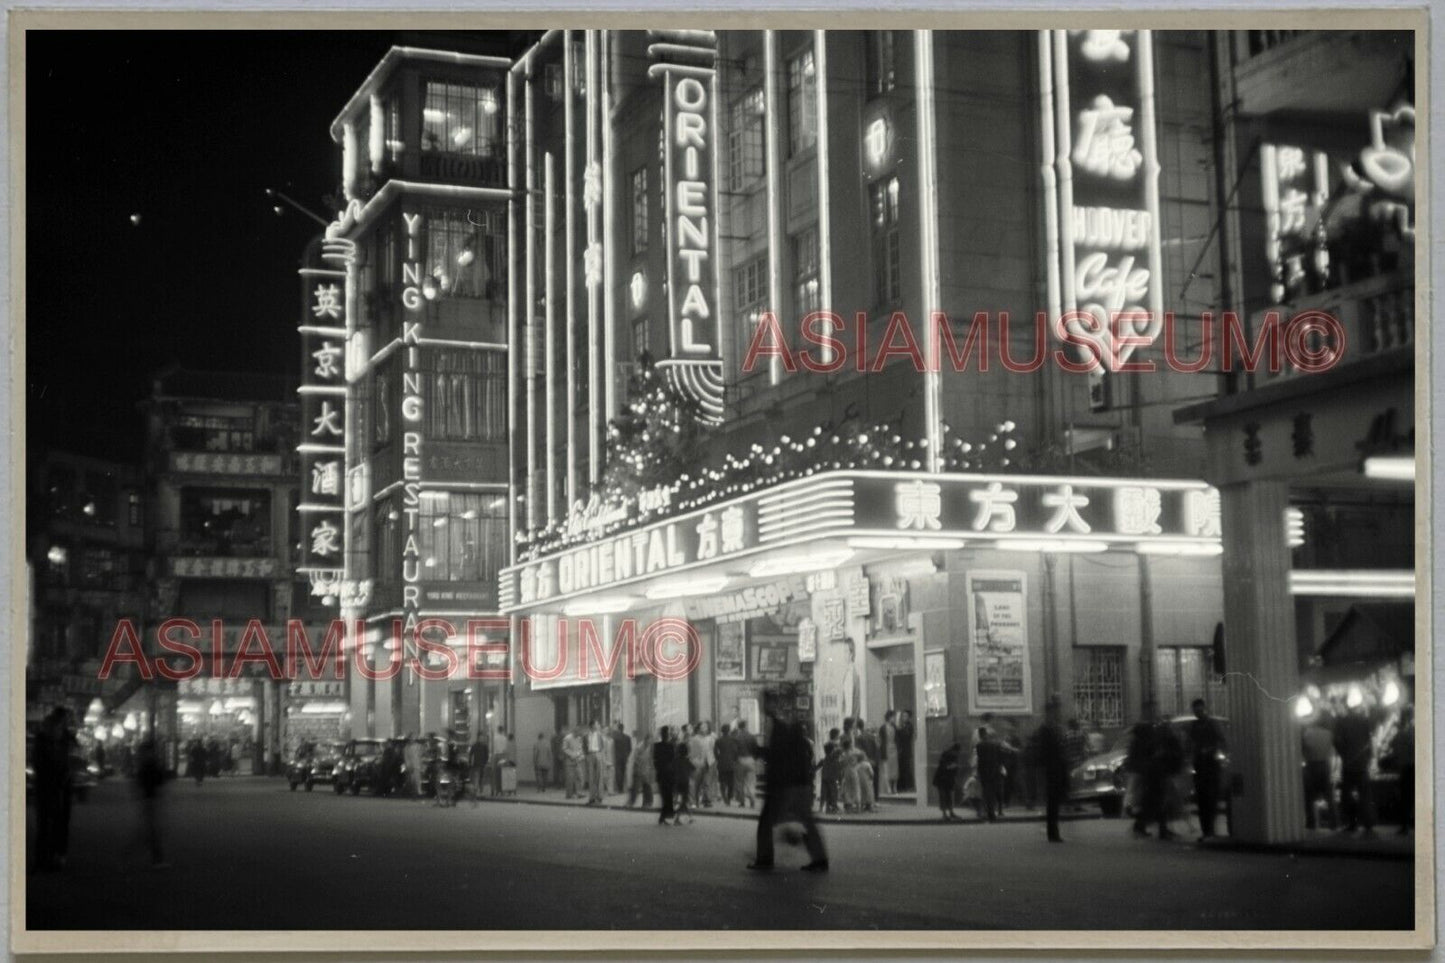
[475,792,1106,827]
[1197,837,1415,862]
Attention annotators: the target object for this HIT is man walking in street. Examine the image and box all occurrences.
[716,723,739,806]
[653,726,676,824]
[1335,703,1377,836]
[532,732,551,792]
[974,728,1006,821]
[733,720,758,808]
[1037,697,1069,842]
[1187,699,1226,839]
[584,719,606,805]
[468,732,490,804]
[748,691,829,872]
[1301,711,1338,830]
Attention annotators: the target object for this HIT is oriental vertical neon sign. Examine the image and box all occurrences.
[648,31,725,424]
[400,210,425,632]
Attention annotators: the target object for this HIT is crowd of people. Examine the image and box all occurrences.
[1301,700,1415,837]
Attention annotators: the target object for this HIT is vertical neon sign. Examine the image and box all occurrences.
[400,211,425,633]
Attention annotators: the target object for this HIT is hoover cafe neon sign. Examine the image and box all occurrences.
[499,471,1222,612]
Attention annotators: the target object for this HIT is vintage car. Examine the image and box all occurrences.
[1068,715,1231,821]
[287,741,345,792]
[332,738,389,795]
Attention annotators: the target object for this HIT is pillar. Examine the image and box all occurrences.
[1219,479,1304,843]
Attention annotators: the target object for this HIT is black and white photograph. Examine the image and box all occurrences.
[9,9,1432,954]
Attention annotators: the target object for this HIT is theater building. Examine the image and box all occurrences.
[305,39,530,744]
[501,29,1253,808]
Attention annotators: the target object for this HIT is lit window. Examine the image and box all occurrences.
[423,352,507,443]
[734,258,768,365]
[417,492,509,583]
[423,208,505,302]
[864,31,896,97]
[422,82,501,158]
[870,176,901,306]
[792,227,820,318]
[787,49,818,157]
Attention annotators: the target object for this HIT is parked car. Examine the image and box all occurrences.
[1069,715,1231,821]
[287,741,345,792]
[333,739,388,795]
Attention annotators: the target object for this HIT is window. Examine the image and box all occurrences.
[631,166,649,255]
[128,492,142,527]
[864,31,896,97]
[571,40,587,95]
[1073,647,1125,728]
[792,227,820,319]
[178,488,272,556]
[417,492,508,583]
[423,352,507,442]
[630,317,649,363]
[1156,646,1229,718]
[424,208,503,301]
[374,503,399,583]
[172,415,253,453]
[422,82,501,158]
[786,49,818,157]
[383,97,403,164]
[373,369,393,448]
[734,258,768,360]
[729,89,765,190]
[544,63,564,101]
[78,548,118,588]
[870,176,901,306]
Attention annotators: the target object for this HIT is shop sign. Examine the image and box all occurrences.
[169,557,277,579]
[399,210,426,632]
[288,680,344,699]
[171,452,283,476]
[298,257,349,578]
[966,571,1031,714]
[683,576,807,624]
[650,34,725,424]
[1041,29,1163,410]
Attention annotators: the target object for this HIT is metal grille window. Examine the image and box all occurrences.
[792,227,820,318]
[870,176,901,306]
[424,208,503,301]
[786,49,817,157]
[1073,647,1126,728]
[424,352,507,442]
[422,82,501,158]
[864,31,896,97]
[417,492,509,584]
[729,89,765,191]
[631,166,649,255]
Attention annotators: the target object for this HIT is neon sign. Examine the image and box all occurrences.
[401,210,425,630]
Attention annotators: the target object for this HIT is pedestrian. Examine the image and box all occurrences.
[403,734,423,798]
[974,728,1006,821]
[1125,721,1156,838]
[469,732,490,805]
[550,730,566,789]
[612,723,632,794]
[748,690,829,872]
[584,720,606,805]
[628,730,655,808]
[1334,703,1376,836]
[188,739,207,786]
[838,736,861,812]
[1147,719,1184,840]
[1001,732,1024,809]
[33,706,75,872]
[532,732,551,792]
[851,736,876,812]
[896,709,916,792]
[561,727,582,799]
[733,720,758,808]
[133,735,168,868]
[687,722,711,808]
[654,726,676,824]
[879,711,899,796]
[1037,697,1069,843]
[1064,718,1089,772]
[972,713,996,753]
[819,728,842,814]
[856,717,881,799]
[715,723,738,806]
[1187,699,1227,839]
[672,726,695,825]
[1387,706,1414,835]
[933,741,962,820]
[1301,711,1338,830]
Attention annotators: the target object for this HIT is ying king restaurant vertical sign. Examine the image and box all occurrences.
[297,254,349,585]
[649,31,726,425]
[1042,29,1164,411]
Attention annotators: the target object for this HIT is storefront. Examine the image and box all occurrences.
[502,469,1231,809]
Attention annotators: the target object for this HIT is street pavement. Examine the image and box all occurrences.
[25,777,1415,931]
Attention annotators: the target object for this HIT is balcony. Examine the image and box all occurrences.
[1234,30,1412,118]
[1256,269,1413,383]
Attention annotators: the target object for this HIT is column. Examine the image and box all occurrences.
[1219,479,1304,843]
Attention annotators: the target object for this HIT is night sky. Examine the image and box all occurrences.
[25,31,401,461]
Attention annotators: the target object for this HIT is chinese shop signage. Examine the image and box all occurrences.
[649,31,725,424]
[169,557,278,579]
[171,452,283,476]
[297,257,348,579]
[1042,29,1164,411]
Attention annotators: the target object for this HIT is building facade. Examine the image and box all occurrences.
[311,40,527,745]
[502,29,1246,809]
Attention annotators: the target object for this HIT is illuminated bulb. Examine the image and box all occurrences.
[457,246,476,267]
[422,276,440,300]
[1346,684,1364,708]
[1382,680,1401,707]
[1003,421,1016,432]
[1294,695,1314,719]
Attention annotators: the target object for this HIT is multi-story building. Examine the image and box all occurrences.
[309,37,531,745]
[27,452,147,732]
[1174,28,1416,841]
[503,29,1244,809]
[142,366,314,772]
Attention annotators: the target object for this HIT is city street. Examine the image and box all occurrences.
[26,777,1414,931]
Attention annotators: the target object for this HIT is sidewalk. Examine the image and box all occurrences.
[475,782,1103,826]
[1198,826,1416,861]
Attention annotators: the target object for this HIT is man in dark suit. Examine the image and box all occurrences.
[749,691,828,872]
[612,723,633,794]
[1187,699,1226,839]
[1037,696,1070,842]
